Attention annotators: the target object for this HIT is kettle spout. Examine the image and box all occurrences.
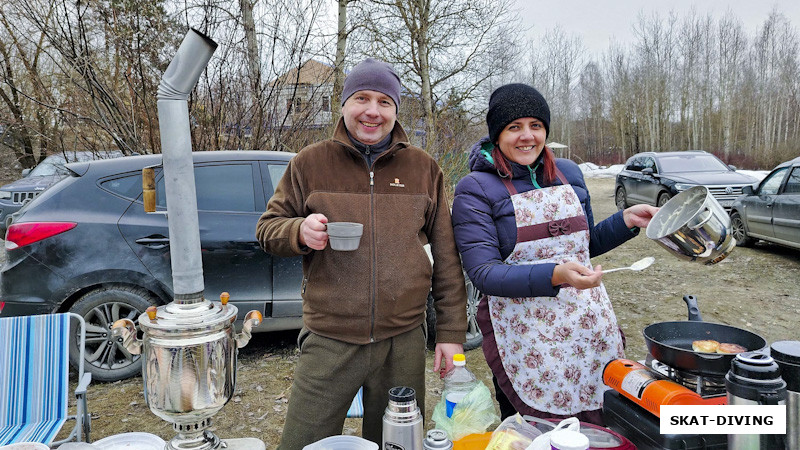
[235,310,262,348]
[111,318,143,355]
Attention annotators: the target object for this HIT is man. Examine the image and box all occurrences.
[256,58,467,448]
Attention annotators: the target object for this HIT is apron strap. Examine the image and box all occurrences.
[555,167,568,185]
[501,177,518,195]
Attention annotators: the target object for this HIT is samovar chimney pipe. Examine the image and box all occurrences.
[112,29,265,450]
[156,28,217,303]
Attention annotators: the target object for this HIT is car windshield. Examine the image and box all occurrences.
[27,151,124,177]
[27,155,70,177]
[658,154,730,173]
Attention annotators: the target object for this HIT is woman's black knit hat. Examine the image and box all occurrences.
[486,83,550,143]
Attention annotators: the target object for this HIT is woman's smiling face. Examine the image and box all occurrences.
[496,117,547,166]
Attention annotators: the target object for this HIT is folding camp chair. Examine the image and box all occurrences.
[346,387,364,418]
[0,313,92,446]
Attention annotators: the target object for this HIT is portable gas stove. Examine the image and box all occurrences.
[602,358,728,449]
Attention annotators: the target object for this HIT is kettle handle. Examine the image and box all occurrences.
[758,392,788,450]
[759,391,784,405]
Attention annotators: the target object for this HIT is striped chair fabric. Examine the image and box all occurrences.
[0,314,71,445]
[346,387,364,418]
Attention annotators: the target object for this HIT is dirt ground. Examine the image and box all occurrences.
[44,176,800,447]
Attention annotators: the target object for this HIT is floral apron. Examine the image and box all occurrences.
[478,174,624,416]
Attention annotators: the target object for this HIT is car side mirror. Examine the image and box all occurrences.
[21,168,31,177]
[728,164,737,171]
[742,185,754,195]
[642,168,654,176]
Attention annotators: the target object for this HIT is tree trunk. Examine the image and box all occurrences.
[239,0,264,148]
[332,0,347,125]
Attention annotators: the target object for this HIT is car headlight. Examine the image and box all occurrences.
[673,183,694,192]
[0,190,11,200]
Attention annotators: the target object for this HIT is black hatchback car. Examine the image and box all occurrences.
[1,151,482,381]
[2,151,304,381]
[730,157,800,250]
[0,151,125,235]
[615,151,758,210]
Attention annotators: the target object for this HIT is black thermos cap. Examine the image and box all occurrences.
[388,386,416,402]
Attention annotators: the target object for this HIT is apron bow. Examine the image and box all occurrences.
[548,219,571,236]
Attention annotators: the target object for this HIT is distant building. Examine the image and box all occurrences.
[269,59,335,130]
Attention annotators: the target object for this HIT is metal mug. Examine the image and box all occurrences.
[646,186,734,265]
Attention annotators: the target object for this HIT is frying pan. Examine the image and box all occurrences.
[643,295,767,377]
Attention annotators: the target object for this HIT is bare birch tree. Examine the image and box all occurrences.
[717,12,747,157]
[352,0,521,154]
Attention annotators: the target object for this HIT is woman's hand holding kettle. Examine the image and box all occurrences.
[623,204,659,229]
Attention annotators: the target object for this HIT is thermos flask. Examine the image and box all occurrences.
[725,351,787,450]
[772,341,800,450]
[382,386,423,450]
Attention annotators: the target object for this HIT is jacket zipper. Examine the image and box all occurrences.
[335,139,396,343]
[369,169,376,342]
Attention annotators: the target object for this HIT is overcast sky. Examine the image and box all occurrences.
[516,0,800,57]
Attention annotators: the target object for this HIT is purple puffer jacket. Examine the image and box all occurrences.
[451,137,637,299]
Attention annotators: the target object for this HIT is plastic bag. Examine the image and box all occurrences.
[431,381,499,441]
[484,414,542,449]
[525,417,580,450]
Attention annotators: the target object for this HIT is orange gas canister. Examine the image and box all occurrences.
[603,359,726,417]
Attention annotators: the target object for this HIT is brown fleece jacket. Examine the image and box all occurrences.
[256,119,467,345]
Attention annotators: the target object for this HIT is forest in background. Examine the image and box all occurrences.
[1,0,798,178]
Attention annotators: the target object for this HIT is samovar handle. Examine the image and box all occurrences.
[236,310,263,348]
[220,292,263,348]
[111,318,143,355]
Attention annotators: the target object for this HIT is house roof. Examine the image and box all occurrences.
[271,59,335,86]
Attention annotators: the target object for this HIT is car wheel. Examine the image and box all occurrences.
[463,277,482,351]
[730,211,754,247]
[615,187,627,211]
[426,276,483,351]
[68,285,158,382]
[657,192,672,207]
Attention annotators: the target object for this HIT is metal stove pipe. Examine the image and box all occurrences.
[156,28,218,303]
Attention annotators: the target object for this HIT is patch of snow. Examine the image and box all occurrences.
[580,163,624,178]
[578,162,769,181]
[736,169,769,181]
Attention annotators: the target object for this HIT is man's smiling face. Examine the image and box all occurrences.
[342,90,397,145]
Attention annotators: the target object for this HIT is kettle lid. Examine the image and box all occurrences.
[771,341,800,390]
[771,340,800,365]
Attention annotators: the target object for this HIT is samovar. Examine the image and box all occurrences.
[114,295,261,449]
[112,28,265,450]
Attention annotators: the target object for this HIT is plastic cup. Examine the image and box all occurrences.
[326,222,363,251]
[445,391,467,418]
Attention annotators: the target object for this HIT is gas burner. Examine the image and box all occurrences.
[645,356,726,397]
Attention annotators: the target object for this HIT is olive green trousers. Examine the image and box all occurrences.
[277,326,426,449]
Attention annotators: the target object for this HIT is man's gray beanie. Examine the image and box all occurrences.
[341,58,401,112]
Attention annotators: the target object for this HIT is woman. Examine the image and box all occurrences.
[451,83,658,424]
